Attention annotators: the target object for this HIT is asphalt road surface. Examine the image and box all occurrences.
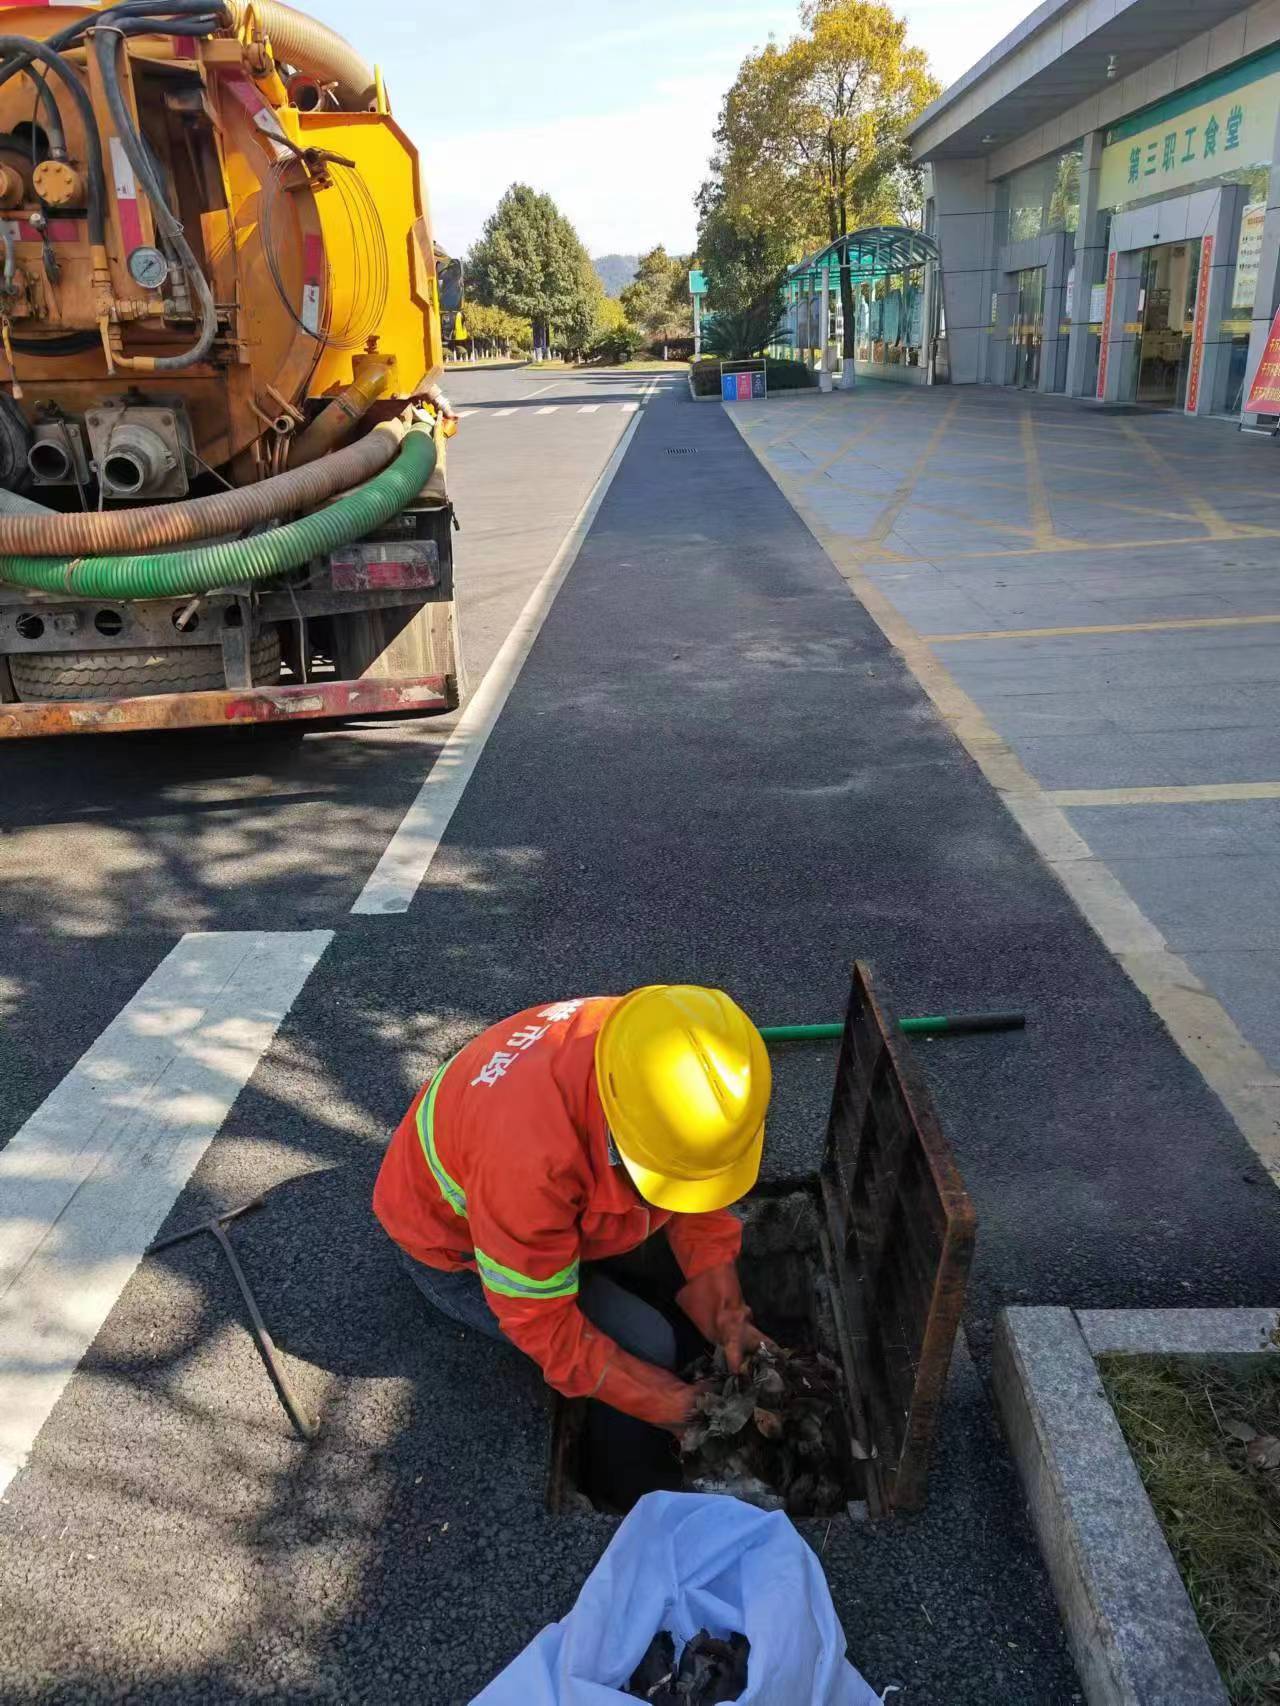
[3,365,1279,1704]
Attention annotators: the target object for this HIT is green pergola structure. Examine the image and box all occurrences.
[783,225,942,381]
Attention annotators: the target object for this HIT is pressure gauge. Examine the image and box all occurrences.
[127,245,169,290]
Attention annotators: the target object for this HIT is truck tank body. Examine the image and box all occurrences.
[0,0,462,733]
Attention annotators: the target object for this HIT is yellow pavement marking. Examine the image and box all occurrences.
[944,528,1280,560]
[1047,782,1280,808]
[859,396,961,554]
[727,405,1280,1185]
[927,613,1280,643]
[1116,418,1243,540]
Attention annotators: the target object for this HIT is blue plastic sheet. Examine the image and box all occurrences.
[472,1492,882,1705]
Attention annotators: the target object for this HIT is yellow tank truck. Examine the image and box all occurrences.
[0,0,463,736]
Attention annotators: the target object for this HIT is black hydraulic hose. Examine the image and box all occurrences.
[22,64,66,160]
[0,36,105,244]
[0,3,229,96]
[95,26,218,370]
[43,0,229,53]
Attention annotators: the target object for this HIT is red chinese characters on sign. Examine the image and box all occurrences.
[1245,305,1280,414]
[1096,251,1118,399]
[1185,234,1214,414]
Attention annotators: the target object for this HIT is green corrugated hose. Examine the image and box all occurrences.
[760,1013,1026,1042]
[0,425,436,600]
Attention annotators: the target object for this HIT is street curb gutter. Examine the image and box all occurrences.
[994,1306,1280,1706]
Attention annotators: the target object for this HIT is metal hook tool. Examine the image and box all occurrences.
[148,1195,318,1441]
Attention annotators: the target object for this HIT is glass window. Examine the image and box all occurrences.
[996,146,1083,247]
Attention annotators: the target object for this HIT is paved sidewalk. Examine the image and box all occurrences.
[734,382,1280,1170]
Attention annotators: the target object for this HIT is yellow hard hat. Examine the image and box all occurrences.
[595,985,771,1214]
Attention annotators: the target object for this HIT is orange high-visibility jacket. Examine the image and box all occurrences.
[373,997,743,1399]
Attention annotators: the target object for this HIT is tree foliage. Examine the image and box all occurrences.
[467,184,601,351]
[463,302,533,354]
[696,197,790,357]
[587,296,644,364]
[704,0,940,353]
[619,245,692,341]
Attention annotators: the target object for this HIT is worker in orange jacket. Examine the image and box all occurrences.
[374,985,773,1430]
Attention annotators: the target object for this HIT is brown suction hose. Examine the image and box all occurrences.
[226,0,375,108]
[0,420,405,556]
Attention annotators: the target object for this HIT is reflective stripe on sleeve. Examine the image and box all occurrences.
[415,1059,467,1217]
[474,1248,580,1301]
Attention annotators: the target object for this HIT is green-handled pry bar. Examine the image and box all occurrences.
[760,1012,1026,1043]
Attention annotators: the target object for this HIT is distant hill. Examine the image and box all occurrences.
[594,254,639,298]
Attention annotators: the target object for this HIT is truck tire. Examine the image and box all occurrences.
[10,630,282,702]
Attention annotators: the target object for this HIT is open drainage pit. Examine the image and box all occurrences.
[548,963,979,1523]
[547,1187,869,1518]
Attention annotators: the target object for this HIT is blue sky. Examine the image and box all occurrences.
[320,0,1031,257]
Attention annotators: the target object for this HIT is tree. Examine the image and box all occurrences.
[587,296,643,365]
[467,184,600,352]
[696,195,790,357]
[707,1,939,360]
[463,302,532,355]
[619,245,692,343]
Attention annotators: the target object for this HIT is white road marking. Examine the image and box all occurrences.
[0,930,330,1495]
[492,408,515,417]
[579,405,599,414]
[352,381,657,915]
[522,380,562,400]
[621,402,640,413]
[537,406,559,415]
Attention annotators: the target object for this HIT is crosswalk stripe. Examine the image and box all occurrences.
[537,406,559,415]
[621,402,640,413]
[579,405,599,414]
[0,929,330,1496]
[493,408,515,417]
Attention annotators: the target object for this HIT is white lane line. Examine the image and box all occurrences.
[352,381,657,915]
[493,408,515,417]
[579,405,600,414]
[537,406,559,415]
[522,380,562,400]
[0,929,330,1495]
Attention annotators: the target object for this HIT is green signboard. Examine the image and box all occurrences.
[688,269,707,297]
[1100,45,1280,207]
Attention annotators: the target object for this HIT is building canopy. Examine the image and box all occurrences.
[787,226,940,294]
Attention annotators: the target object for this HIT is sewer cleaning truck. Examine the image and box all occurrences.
[0,0,462,736]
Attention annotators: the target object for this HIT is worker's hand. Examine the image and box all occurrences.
[676,1263,773,1373]
[720,1312,776,1375]
[593,1347,710,1432]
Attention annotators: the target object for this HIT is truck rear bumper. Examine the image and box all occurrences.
[0,675,452,738]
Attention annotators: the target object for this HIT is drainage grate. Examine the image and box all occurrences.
[665,447,698,455]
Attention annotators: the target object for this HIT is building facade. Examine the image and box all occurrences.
[908,0,1280,421]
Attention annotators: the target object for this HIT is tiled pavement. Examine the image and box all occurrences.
[734,382,1280,1086]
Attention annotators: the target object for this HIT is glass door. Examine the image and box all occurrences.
[1136,243,1200,407]
[1011,268,1045,388]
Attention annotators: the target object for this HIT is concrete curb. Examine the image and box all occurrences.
[994,1306,1280,1706]
[443,360,530,372]
[687,371,720,403]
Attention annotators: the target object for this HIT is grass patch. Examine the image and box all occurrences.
[1099,1356,1280,1705]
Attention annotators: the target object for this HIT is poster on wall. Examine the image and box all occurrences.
[1089,282,1108,323]
[1233,203,1268,310]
